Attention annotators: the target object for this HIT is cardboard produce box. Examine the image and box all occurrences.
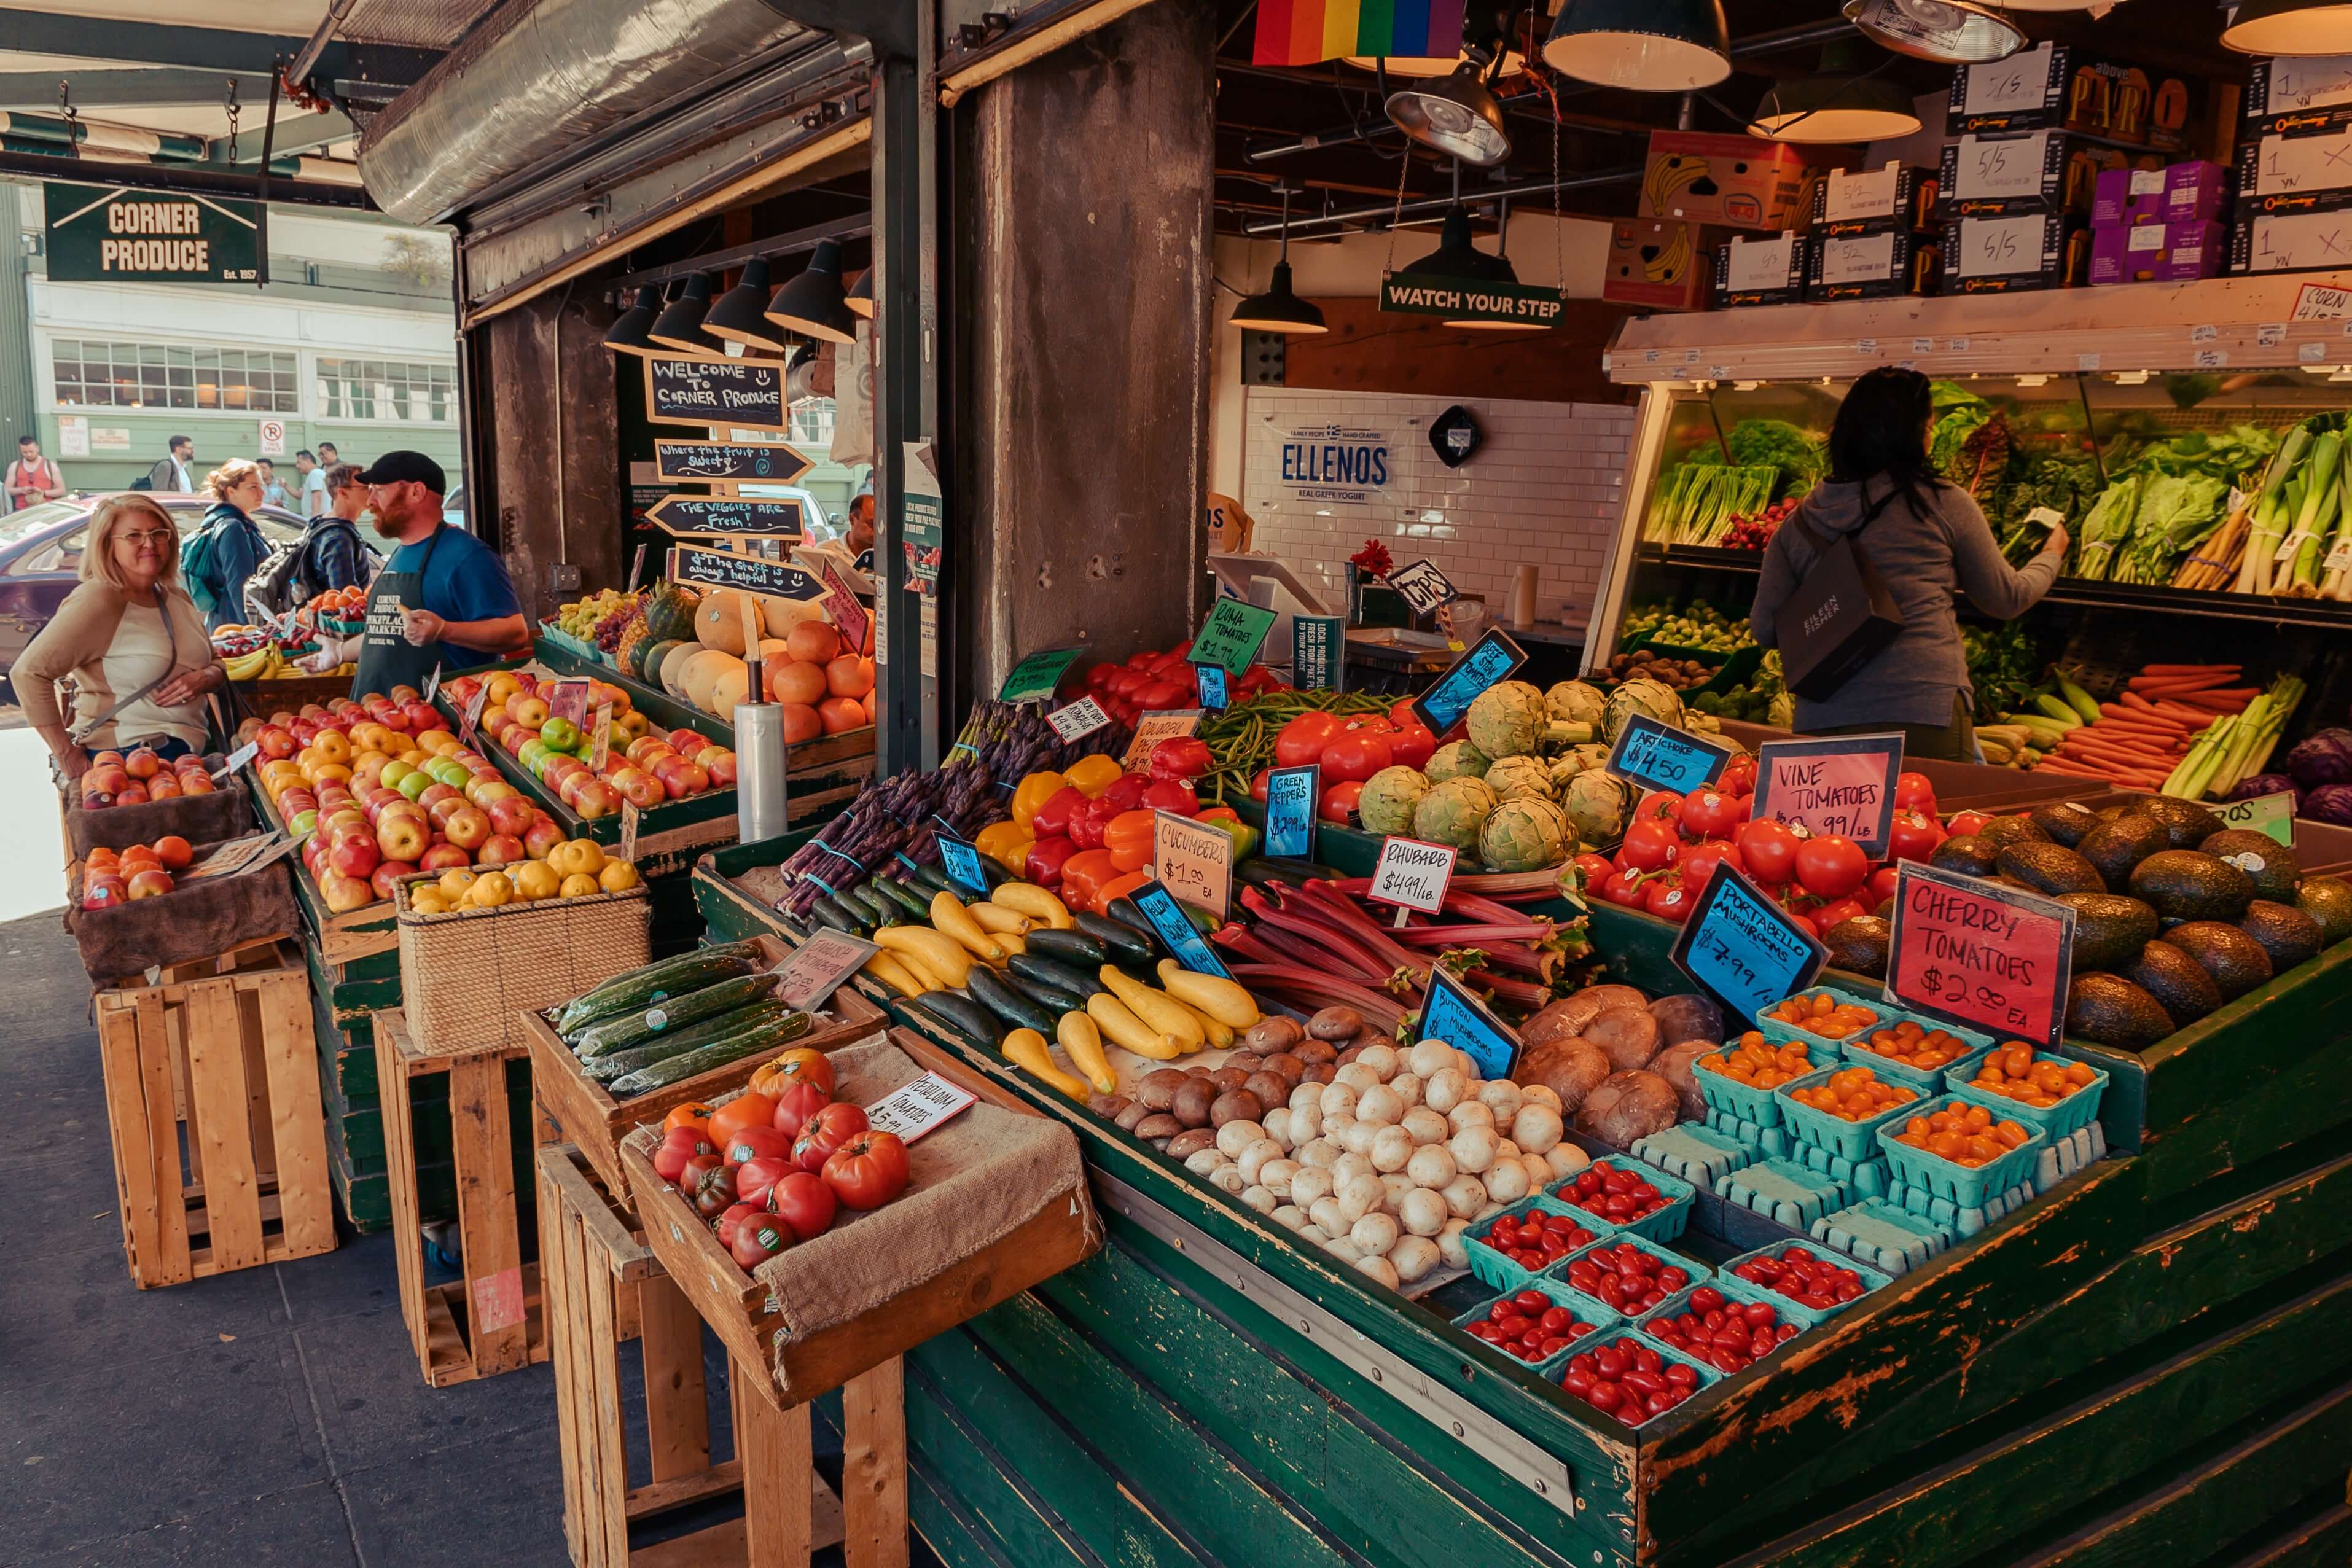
[2237,125,2352,217]
[1942,211,2082,294]
[1810,161,1936,237]
[1939,131,2116,219]
[1807,228,1938,302]
[1951,42,2194,150]
[1714,232,1807,308]
[1602,219,1714,311]
[2090,219,2224,285]
[1642,131,1819,231]
[2229,208,2352,275]
[2242,54,2352,139]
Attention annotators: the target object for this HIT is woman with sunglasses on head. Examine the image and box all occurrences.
[17,494,225,779]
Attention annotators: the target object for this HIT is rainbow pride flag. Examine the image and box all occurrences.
[1253,0,1468,67]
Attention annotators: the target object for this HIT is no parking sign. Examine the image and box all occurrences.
[258,419,287,458]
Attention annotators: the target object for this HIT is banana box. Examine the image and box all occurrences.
[1602,219,1717,311]
[1641,131,1819,231]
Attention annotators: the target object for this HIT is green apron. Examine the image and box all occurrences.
[352,525,445,696]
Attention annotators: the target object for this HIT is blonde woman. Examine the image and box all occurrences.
[19,494,224,778]
[188,458,269,630]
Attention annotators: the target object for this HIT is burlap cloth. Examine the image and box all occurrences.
[625,1031,1092,1357]
[64,840,299,983]
[60,762,254,857]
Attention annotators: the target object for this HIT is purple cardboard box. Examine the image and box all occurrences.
[2092,166,2168,227]
[2091,219,2224,284]
[2161,161,2231,227]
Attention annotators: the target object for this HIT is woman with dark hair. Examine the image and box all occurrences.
[1748,367,2070,761]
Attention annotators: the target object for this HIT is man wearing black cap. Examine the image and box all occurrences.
[300,450,524,690]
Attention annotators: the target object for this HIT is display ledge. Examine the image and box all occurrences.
[238,759,400,969]
[1644,545,2352,631]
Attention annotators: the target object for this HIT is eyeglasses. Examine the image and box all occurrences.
[117,529,173,547]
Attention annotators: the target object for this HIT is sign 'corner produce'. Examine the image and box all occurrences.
[44,181,263,284]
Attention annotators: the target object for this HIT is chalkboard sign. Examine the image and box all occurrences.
[652,439,812,485]
[1886,862,2076,1049]
[1669,860,1827,1020]
[647,495,807,538]
[1386,558,1461,618]
[1418,966,1518,1080]
[1129,878,1233,978]
[1606,714,1736,795]
[645,357,787,431]
[1264,764,1318,859]
[1412,628,1527,734]
[1189,598,1278,674]
[932,817,988,897]
[671,546,822,599]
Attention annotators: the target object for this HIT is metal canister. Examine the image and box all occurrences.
[733,701,789,844]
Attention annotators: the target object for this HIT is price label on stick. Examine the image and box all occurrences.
[214,740,259,781]
[771,928,878,1010]
[619,800,641,864]
[547,680,591,729]
[1152,810,1233,919]
[1045,696,1111,744]
[1197,663,1229,711]
[999,646,1084,704]
[1128,878,1233,978]
[1412,628,1528,734]
[1668,861,1827,1020]
[1752,734,1905,857]
[1120,709,1201,773]
[1264,764,1319,859]
[932,816,989,898]
[423,663,441,703]
[2209,789,2296,848]
[588,704,614,772]
[1189,599,1279,675]
[1369,835,1456,918]
[1418,966,1519,1080]
[1386,558,1460,618]
[1606,713,1736,795]
[818,561,868,656]
[865,1071,979,1143]
[1885,862,2076,1048]
[459,685,489,746]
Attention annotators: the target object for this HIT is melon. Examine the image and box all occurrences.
[760,593,829,634]
[657,641,702,700]
[641,585,700,643]
[706,666,752,716]
[694,588,765,654]
[639,639,685,688]
[680,649,740,712]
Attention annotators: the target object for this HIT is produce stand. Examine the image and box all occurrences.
[231,670,359,721]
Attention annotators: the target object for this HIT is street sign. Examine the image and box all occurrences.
[645,494,807,538]
[257,419,287,458]
[651,439,812,486]
[44,182,262,285]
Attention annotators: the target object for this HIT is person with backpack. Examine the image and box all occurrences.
[182,459,269,632]
[249,461,378,618]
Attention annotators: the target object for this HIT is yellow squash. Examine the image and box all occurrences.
[1086,992,1184,1059]
[1002,1028,1092,1100]
[929,891,1008,961]
[1098,965,1205,1051]
[1056,1011,1117,1094]
[875,924,972,988]
[990,881,1074,930]
[1155,961,1262,1029]
[862,950,929,997]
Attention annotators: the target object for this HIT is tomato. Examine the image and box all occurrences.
[765,1169,840,1242]
[1107,666,1149,698]
[1567,852,1618,899]
[1249,768,1272,803]
[1675,839,1743,897]
[1893,771,1937,814]
[716,1201,765,1250]
[1600,869,1653,909]
[1678,788,1746,840]
[771,1079,834,1139]
[1388,697,1422,730]
[1636,790,1684,824]
[1276,712,1345,768]
[662,1103,713,1138]
[653,1127,717,1185]
[1812,897,1870,932]
[1132,679,1189,709]
[823,1129,913,1210]
[1792,835,1870,899]
[1319,728,1394,783]
[1945,809,1991,837]
[692,1162,738,1218]
[1319,779,1364,824]
[708,1092,779,1150]
[1718,753,1759,798]
[1868,864,1902,907]
[730,1214,794,1270]
[733,1154,795,1209]
[1619,818,1682,872]
[751,1047,834,1099]
[1886,809,1946,864]
[1388,722,1437,770]
[724,1126,792,1167]
[793,1101,872,1174]
[1737,819,1801,883]
[1644,876,1695,923]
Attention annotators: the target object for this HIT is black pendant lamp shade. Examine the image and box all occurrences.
[764,240,858,345]
[1842,0,2024,64]
[603,287,661,355]
[703,258,786,351]
[846,267,874,319]
[1751,42,1924,142]
[1232,260,1327,333]
[649,273,724,354]
[2222,0,2352,54]
[1544,0,1730,92]
[1385,60,1512,166]
[1412,205,1513,281]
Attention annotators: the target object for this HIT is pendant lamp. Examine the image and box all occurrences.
[1751,42,1924,142]
[2223,0,2352,54]
[1544,0,1730,92]
[1232,187,1327,334]
[603,287,660,356]
[1386,58,1512,166]
[1409,205,1512,281]
[703,258,787,351]
[764,240,858,345]
[846,267,873,319]
[1842,0,2023,64]
[649,273,723,355]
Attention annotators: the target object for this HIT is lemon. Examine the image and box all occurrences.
[559,872,601,898]
[439,867,479,898]
[469,871,515,908]
[409,887,452,915]
[513,860,561,901]
[598,860,641,892]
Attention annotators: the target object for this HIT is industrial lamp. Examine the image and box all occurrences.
[764,240,858,345]
[649,273,723,354]
[1842,0,2024,63]
[703,258,787,351]
[1385,57,1512,166]
[846,267,873,319]
[1232,185,1327,335]
[1543,0,1730,92]
[2222,0,2352,53]
[1750,42,1924,142]
[602,287,660,356]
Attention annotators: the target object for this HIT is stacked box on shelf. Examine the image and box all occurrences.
[1805,162,1940,301]
[2089,161,2230,285]
[1713,232,1806,310]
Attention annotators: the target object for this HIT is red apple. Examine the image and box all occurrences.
[523,817,565,859]
[443,806,491,849]
[257,726,296,760]
[420,843,471,872]
[668,728,703,754]
[127,868,174,899]
[377,814,428,863]
[486,795,536,837]
[704,752,738,787]
[572,781,616,819]
[476,833,526,867]
[428,797,469,830]
[370,861,418,902]
[328,832,381,880]
[316,871,372,912]
[610,767,665,809]
[416,781,459,811]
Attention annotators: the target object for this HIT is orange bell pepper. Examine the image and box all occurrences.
[1058,848,1122,915]
[1061,754,1123,798]
[1102,808,1157,873]
[1010,770,1067,830]
[1097,868,1151,910]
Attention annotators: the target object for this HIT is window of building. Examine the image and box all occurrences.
[790,397,836,450]
[51,341,299,412]
[316,357,455,422]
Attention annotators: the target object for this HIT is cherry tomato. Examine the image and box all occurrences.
[1601,869,1653,909]
[1792,835,1870,899]
[1886,808,1946,864]
[1867,864,1902,907]
[1644,876,1694,922]
[1678,788,1746,840]
[1675,839,1743,897]
[1636,790,1684,824]
[1893,771,1937,814]
[1320,728,1394,783]
[1737,818,1800,883]
[1319,779,1364,824]
[1275,712,1345,768]
[1619,818,1682,872]
[1945,809,1991,837]
[823,1129,913,1210]
[1388,722,1437,770]
[1718,753,1758,798]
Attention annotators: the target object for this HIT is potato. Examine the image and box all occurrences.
[1356,1085,1403,1126]
[1261,1108,1293,1150]
[1273,1204,1306,1231]
[1114,1101,1152,1132]
[1388,1072,1424,1110]
[1309,1196,1349,1235]
[1289,1082,1325,1115]
[1241,1185,1278,1215]
[1297,1137,1341,1169]
[1337,1173,1385,1225]
[1138,1069,1189,1110]
[1370,1125,1416,1173]
[1216,1120,1265,1159]
[1243,1016,1303,1051]
[1407,1143,1458,1189]
[1243,1072,1292,1112]
[1391,1235,1441,1284]
[1651,993,1725,1048]
[1398,1187,1449,1237]
[1447,1099,1494,1134]
[1423,1066,1468,1115]
[1171,1080,1216,1128]
[1450,1125,1499,1174]
[1308,1005,1363,1040]
[1184,1147,1224,1176]
[1167,1128,1217,1160]
[1478,1080,1525,1120]
[1289,1165,1333,1209]
[1485,1159,1531,1203]
[1135,1114,1182,1141]
[1401,1107,1450,1147]
[1211,1090,1264,1128]
[1407,1039,1456,1078]
[1351,1212,1401,1255]
[1209,1164,1246,1195]
[1260,1157,1300,1198]
[1587,1005,1664,1072]
[1650,1039,1714,1122]
[1576,1069,1681,1149]
[1238,1139,1284,1185]
[1335,1063,1378,1094]
[1512,1104,1565,1155]
[1354,1254,1401,1290]
[1515,1039,1613,1115]
[1545,1143,1590,1180]
[1357,1043,1400,1082]
[1331,1151,1374,1186]
[1340,1120,1379,1158]
[1520,1083,1563,1115]
[1437,1217,1471,1268]
[1441,1173,1488,1218]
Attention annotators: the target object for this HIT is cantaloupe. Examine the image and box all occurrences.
[679,648,740,712]
[694,588,764,654]
[658,641,704,700]
[706,666,752,715]
[760,593,829,635]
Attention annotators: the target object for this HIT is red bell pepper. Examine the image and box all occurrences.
[1070,794,1121,850]
[1141,778,1199,817]
[1025,835,1080,888]
[1148,736,1213,782]
[1029,784,1088,840]
[1101,772,1151,812]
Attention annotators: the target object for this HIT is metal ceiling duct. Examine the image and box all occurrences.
[356,0,813,224]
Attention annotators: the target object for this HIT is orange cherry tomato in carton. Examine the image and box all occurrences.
[823,1128,913,1210]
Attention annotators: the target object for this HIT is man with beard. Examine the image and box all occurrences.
[297,451,523,685]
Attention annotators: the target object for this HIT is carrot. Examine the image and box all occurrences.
[2175,687,2257,703]
[2139,663,2239,676]
[2101,702,2185,729]
[2063,739,2180,768]
[2130,676,2238,695]
[2152,700,2216,720]
[2081,719,2187,742]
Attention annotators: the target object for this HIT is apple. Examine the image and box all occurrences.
[328,832,381,880]
[705,752,738,787]
[545,756,587,794]
[486,795,536,838]
[540,716,582,753]
[416,781,460,811]
[313,871,370,912]
[626,736,675,768]
[428,798,469,832]
[572,781,616,819]
[286,808,318,838]
[523,817,566,860]
[610,767,665,809]
[396,770,434,802]
[445,676,480,704]
[420,843,472,873]
[127,868,174,899]
[258,725,297,760]
[443,806,491,849]
[475,833,526,867]
[512,696,550,730]
[402,704,438,733]
[378,814,429,863]
[370,860,418,902]
[668,728,705,754]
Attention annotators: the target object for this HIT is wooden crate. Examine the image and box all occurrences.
[376,1007,549,1386]
[527,934,890,1202]
[95,940,338,1288]
[538,1144,909,1567]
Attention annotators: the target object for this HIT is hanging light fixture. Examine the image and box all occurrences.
[2223,0,2352,54]
[1750,41,1924,142]
[846,267,873,320]
[1543,0,1730,92]
[1842,0,2023,64]
[702,258,787,351]
[764,239,858,344]
[602,286,661,356]
[1232,186,1328,334]
[649,273,723,354]
[1386,55,1512,166]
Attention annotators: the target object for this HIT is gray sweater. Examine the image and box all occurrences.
[1748,475,2063,730]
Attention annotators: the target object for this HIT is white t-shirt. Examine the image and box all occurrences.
[302,468,330,513]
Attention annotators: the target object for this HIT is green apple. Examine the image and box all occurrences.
[539,716,582,754]
[380,759,414,792]
[289,809,319,839]
[396,768,434,802]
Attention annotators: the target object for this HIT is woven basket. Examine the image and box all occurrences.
[394,873,651,1055]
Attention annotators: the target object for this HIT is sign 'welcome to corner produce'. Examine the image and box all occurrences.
[44,182,263,285]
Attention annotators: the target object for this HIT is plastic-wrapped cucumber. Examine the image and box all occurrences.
[556,942,764,1036]
[610,1010,815,1097]
[584,1000,801,1083]
[573,972,781,1060]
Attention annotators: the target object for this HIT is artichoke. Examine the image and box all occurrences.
[1603,677,1686,739]
[1768,691,1795,728]
[1469,681,1592,759]
[1479,798,1571,873]
[1358,766,1432,835]
[1413,777,1499,850]
[1483,755,1558,804]
[1564,771,1632,844]
[1545,680,1608,729]
[1549,744,1611,788]
[1424,739,1491,782]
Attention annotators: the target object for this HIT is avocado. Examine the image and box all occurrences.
[2056,892,2162,972]
[1996,841,2108,897]
[1977,814,2050,852]
[2124,939,2223,1029]
[1823,916,1891,978]
[2197,830,2300,903]
[2128,850,2256,924]
[2065,973,2178,1050]
[1931,835,2001,878]
[2076,814,2171,892]
[2296,875,2352,947]
[2029,800,2106,848]
[2157,921,2274,1001]
[2125,795,2225,851]
[1873,897,1896,921]
[2238,899,2324,974]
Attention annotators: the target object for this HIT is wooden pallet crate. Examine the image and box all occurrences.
[376,1006,549,1386]
[94,939,338,1288]
[538,1142,908,1567]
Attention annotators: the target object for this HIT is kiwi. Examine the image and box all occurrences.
[2238,900,2324,975]
[2123,939,2223,1030]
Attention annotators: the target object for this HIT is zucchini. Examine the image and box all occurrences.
[556,943,763,1036]
[1007,951,1105,999]
[584,999,802,1082]
[915,990,1001,1048]
[611,1009,815,1098]
[966,964,1057,1035]
[1008,971,1088,1018]
[1023,928,1108,968]
[809,894,866,934]
[906,863,953,896]
[1074,911,1156,966]
[842,883,897,928]
[574,972,782,1060]
[870,876,931,919]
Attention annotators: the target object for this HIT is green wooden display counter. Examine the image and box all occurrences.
[689,827,2352,1567]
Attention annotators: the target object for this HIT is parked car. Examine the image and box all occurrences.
[0,492,307,698]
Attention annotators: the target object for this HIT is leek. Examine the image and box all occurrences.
[2238,426,2310,595]
[2284,431,2344,593]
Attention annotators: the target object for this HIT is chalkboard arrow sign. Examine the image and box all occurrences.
[644,356,787,431]
[670,545,822,599]
[652,439,813,486]
[646,494,807,538]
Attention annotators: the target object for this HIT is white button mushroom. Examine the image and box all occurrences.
[1340,1119,1380,1158]
[1485,1159,1531,1203]
[1512,1103,1565,1156]
[1388,1072,1423,1110]
[1354,1253,1401,1290]
[1288,1106,1323,1145]
[1260,1109,1293,1150]
[1331,1151,1375,1186]
[1209,1164,1246,1195]
[1298,1223,1330,1244]
[1259,1157,1300,1199]
[1388,1235,1441,1284]
[1544,1143,1592,1180]
[1217,1120,1267,1160]
[1288,1165,1334,1210]
[1238,1138,1285,1186]
[1185,1148,1226,1176]
[1422,1067,1467,1115]
[1349,1212,1401,1256]
[1323,1234,1364,1265]
[1323,1112,1356,1147]
[1398,1187,1449,1238]
[1450,1124,1500,1175]
[1297,1137,1342,1170]
[1309,1196,1350,1236]
[1337,1172,1386,1225]
[1334,1063,1379,1094]
[1379,1172,1417,1212]
[1520,1083,1564,1114]
[1440,1172,1489,1219]
[1447,1099,1495,1134]
[1436,1217,1471,1269]
[1356,1043,1400,1082]
[1319,1082,1360,1118]
[1406,1142,1458,1190]
[1289,1081,1325,1115]
[1370,1124,1416,1173]
[1354,1085,1404,1126]
[1478,1080,1525,1121]
[1273,1204,1306,1231]
[1407,1039,1455,1078]
[1401,1107,1451,1147]
[1241,1184,1278,1215]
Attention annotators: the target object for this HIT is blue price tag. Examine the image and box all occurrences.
[1264,764,1319,859]
[1668,860,1826,1020]
[1197,663,1229,710]
[1291,614,1343,692]
[1411,628,1527,734]
[931,815,988,898]
[1606,714,1736,795]
[1417,966,1518,1080]
[1129,879,1233,979]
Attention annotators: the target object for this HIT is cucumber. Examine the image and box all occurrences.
[1074,911,1155,966]
[1023,929,1108,968]
[809,894,866,934]
[556,943,764,1036]
[907,993,999,1050]
[966,964,1057,1035]
[906,863,953,896]
[574,972,781,1059]
[1008,972,1087,1018]
[585,999,803,1082]
[611,1009,815,1098]
[842,883,897,928]
[870,876,931,919]
[1007,952,1104,999]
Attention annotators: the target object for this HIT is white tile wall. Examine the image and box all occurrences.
[1239,387,1635,630]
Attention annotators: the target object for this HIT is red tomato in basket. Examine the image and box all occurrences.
[823,1129,913,1210]
[792,1102,870,1174]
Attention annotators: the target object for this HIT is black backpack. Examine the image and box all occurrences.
[245,517,380,620]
